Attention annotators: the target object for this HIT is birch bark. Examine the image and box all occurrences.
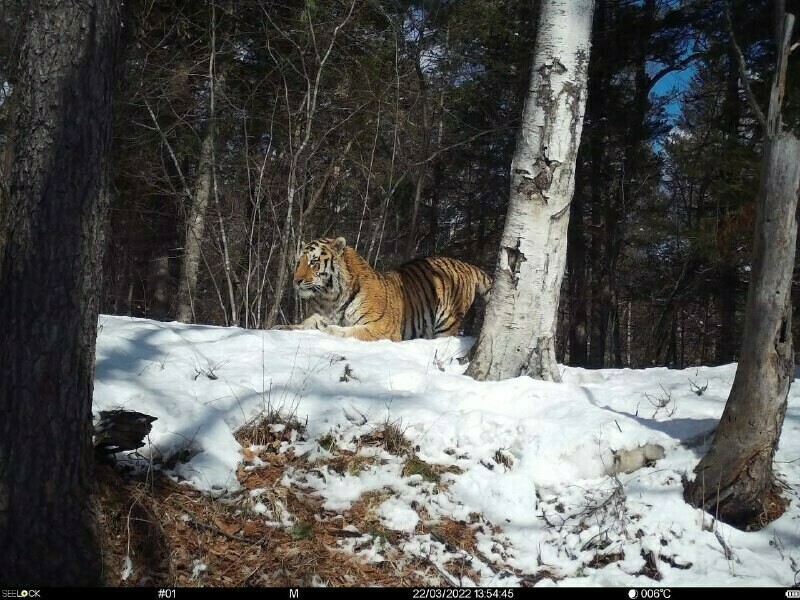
[467,0,595,382]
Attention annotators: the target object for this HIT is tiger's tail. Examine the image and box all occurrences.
[474,266,492,301]
[461,264,492,337]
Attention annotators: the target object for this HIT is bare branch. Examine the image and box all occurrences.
[302,139,354,221]
[143,97,193,202]
[648,52,702,91]
[411,128,505,168]
[724,2,768,132]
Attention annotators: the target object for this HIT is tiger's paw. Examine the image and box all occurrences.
[322,324,349,338]
[297,314,331,330]
[311,317,331,330]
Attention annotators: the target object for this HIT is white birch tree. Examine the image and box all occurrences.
[467,0,595,382]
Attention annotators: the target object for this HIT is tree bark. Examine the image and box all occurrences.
[685,131,799,527]
[567,184,588,366]
[404,59,432,261]
[716,264,739,364]
[176,25,221,324]
[150,253,172,320]
[176,127,214,323]
[684,13,799,527]
[467,0,594,382]
[0,0,120,585]
[715,43,743,365]
[587,0,607,369]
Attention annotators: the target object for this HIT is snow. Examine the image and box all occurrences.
[190,559,207,581]
[121,555,133,581]
[93,315,800,587]
[378,497,420,533]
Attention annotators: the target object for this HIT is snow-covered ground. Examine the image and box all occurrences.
[93,315,800,587]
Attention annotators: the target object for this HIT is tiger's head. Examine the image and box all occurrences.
[293,237,347,300]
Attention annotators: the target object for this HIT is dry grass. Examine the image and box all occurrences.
[359,418,413,456]
[234,408,307,451]
[96,410,456,588]
[94,411,521,588]
[96,458,441,586]
[433,518,479,554]
[493,449,514,471]
[750,483,788,531]
[402,456,464,484]
[95,465,174,585]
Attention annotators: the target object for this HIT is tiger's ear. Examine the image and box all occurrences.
[333,237,347,253]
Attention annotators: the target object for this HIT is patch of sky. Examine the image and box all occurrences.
[649,45,698,154]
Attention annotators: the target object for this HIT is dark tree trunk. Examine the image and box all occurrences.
[606,0,653,368]
[404,60,431,261]
[668,316,678,367]
[716,264,739,364]
[567,186,588,366]
[715,44,743,365]
[405,163,426,260]
[589,201,608,367]
[428,160,441,256]
[150,253,172,320]
[0,0,120,585]
[700,296,711,363]
[588,0,608,369]
[611,299,623,367]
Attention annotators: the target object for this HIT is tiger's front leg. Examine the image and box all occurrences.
[322,324,397,342]
[273,314,331,331]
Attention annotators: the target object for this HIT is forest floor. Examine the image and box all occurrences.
[96,427,527,587]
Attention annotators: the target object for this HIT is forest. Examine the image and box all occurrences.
[3,0,798,368]
[2,0,800,588]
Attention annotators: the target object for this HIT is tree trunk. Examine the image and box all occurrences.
[567,186,588,366]
[405,165,426,260]
[716,264,739,364]
[587,0,607,369]
[404,59,432,261]
[265,166,297,328]
[176,32,221,323]
[176,128,213,323]
[685,131,799,527]
[684,13,799,526]
[0,0,119,585]
[150,253,172,320]
[467,0,594,382]
[611,297,623,367]
[715,45,742,365]
[428,164,441,255]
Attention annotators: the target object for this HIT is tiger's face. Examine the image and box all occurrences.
[293,237,347,299]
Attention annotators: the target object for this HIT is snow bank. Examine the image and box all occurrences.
[93,316,800,586]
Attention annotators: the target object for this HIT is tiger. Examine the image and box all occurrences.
[274,236,492,342]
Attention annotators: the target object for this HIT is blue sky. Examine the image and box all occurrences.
[653,67,696,122]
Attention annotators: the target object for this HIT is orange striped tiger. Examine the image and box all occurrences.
[275,237,492,342]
